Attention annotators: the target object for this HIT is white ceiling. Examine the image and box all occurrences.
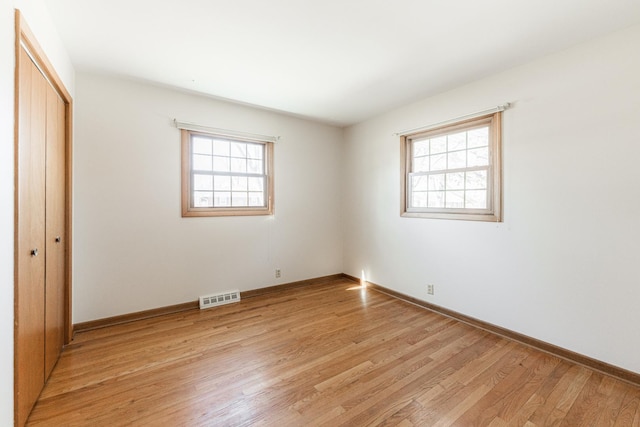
[47,0,640,126]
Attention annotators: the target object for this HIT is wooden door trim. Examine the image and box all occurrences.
[16,11,72,102]
[14,9,74,425]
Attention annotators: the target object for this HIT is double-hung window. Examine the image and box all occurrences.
[401,112,502,221]
[181,130,274,217]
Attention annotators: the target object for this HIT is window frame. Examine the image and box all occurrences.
[400,112,502,222]
[181,129,274,217]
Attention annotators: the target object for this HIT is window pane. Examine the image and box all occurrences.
[214,192,231,207]
[428,173,445,191]
[465,190,487,209]
[466,170,487,190]
[412,191,428,207]
[193,137,212,154]
[413,156,429,173]
[232,176,248,191]
[193,154,212,171]
[230,142,247,158]
[213,139,230,156]
[468,127,489,148]
[213,156,230,172]
[411,175,428,191]
[214,175,231,191]
[232,192,248,206]
[447,150,466,169]
[247,143,263,160]
[413,139,429,157]
[427,191,445,208]
[248,192,264,206]
[193,174,213,191]
[194,191,213,207]
[430,153,446,171]
[468,147,489,167]
[447,132,466,151]
[247,159,263,174]
[446,190,464,208]
[446,172,465,190]
[248,177,264,192]
[430,136,447,154]
[231,158,247,173]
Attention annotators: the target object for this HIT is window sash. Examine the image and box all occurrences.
[190,171,268,208]
[406,166,493,214]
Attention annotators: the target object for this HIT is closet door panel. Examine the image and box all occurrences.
[15,46,47,425]
[44,84,66,378]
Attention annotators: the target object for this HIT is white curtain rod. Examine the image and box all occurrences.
[394,103,511,136]
[174,119,280,143]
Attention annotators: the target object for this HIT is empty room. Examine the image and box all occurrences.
[2,0,640,425]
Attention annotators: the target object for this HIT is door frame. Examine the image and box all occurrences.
[14,8,74,422]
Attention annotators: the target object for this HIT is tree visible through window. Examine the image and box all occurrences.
[181,130,274,217]
[401,112,502,221]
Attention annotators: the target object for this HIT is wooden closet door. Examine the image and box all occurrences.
[44,83,66,378]
[15,45,47,426]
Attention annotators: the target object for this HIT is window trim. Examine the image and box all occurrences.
[400,112,502,222]
[181,129,274,217]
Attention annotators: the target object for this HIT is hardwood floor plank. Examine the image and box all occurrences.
[432,383,493,427]
[456,350,560,425]
[331,330,487,424]
[27,278,640,426]
[613,388,640,427]
[561,372,606,426]
[593,376,633,425]
[292,339,436,417]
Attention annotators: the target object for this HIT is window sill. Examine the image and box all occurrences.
[401,211,501,222]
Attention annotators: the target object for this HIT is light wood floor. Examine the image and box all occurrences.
[28,279,640,426]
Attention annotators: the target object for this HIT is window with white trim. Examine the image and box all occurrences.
[181,129,274,217]
[401,112,502,221]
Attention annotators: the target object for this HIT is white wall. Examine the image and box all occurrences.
[73,74,344,322]
[0,6,15,423]
[343,24,640,373]
[0,1,74,423]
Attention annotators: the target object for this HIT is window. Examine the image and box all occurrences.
[181,129,274,217]
[401,112,502,221]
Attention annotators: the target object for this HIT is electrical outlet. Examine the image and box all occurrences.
[275,269,281,278]
[427,284,434,295]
